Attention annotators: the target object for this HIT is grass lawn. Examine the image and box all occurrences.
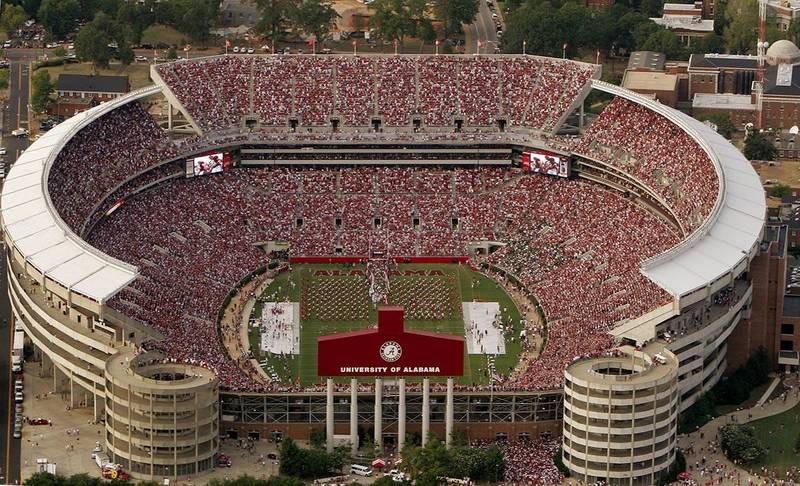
[36,62,153,89]
[749,400,800,476]
[141,24,187,47]
[250,263,522,386]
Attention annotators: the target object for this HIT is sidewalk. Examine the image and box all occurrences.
[676,373,800,485]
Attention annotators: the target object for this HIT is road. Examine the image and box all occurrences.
[0,50,32,485]
[464,0,501,54]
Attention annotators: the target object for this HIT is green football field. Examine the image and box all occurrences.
[248,263,523,386]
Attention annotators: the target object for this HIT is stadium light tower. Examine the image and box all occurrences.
[757,0,769,128]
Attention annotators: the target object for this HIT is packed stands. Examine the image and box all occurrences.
[87,166,677,393]
[154,55,596,132]
[575,97,719,232]
[47,102,178,232]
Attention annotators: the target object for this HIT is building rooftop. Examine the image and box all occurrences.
[627,51,667,71]
[689,53,760,70]
[764,63,800,96]
[56,74,130,94]
[623,71,678,91]
[692,93,756,110]
[651,15,714,33]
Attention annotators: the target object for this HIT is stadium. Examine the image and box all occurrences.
[1,54,765,485]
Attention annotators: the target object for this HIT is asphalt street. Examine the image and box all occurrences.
[464,0,501,54]
[0,50,33,485]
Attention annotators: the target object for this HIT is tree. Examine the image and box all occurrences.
[698,32,725,54]
[0,4,29,38]
[719,424,767,464]
[370,0,428,45]
[277,437,343,480]
[254,0,292,47]
[408,436,451,486]
[641,27,686,59]
[744,131,778,160]
[698,113,736,138]
[30,69,54,113]
[166,46,178,59]
[433,0,479,37]
[640,0,663,17]
[724,0,758,54]
[116,1,155,46]
[38,0,81,39]
[770,184,789,198]
[0,70,9,91]
[177,0,217,45]
[291,0,339,44]
[75,12,115,70]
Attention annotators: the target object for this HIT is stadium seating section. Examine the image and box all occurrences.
[86,166,677,392]
[155,56,596,132]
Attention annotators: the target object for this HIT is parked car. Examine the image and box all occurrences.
[14,391,23,403]
[11,128,29,137]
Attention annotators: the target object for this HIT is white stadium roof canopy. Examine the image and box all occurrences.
[0,86,160,303]
[591,81,765,298]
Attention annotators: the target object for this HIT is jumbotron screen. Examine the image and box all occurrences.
[522,151,570,178]
[187,152,231,177]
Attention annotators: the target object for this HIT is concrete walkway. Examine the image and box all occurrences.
[676,372,800,485]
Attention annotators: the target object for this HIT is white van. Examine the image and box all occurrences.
[350,464,372,476]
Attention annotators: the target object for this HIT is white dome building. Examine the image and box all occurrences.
[767,39,800,65]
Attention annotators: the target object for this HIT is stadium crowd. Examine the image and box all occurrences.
[48,102,178,232]
[154,55,595,132]
[575,97,718,233]
[85,164,678,395]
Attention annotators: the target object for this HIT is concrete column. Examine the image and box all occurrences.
[167,102,173,130]
[326,378,334,453]
[422,378,430,445]
[69,370,74,408]
[445,377,454,448]
[350,378,358,454]
[579,102,585,130]
[374,378,383,450]
[93,382,99,422]
[398,378,406,453]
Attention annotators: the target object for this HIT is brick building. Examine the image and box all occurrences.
[55,74,130,101]
[651,2,714,46]
[728,225,787,369]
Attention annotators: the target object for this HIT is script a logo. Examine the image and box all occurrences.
[379,341,402,362]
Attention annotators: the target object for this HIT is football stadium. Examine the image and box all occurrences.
[1,54,765,485]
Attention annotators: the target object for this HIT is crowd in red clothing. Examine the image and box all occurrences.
[48,102,178,233]
[85,165,678,393]
[154,55,595,132]
[575,97,719,233]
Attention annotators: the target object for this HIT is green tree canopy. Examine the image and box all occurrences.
[30,69,54,113]
[277,437,344,479]
[370,0,429,44]
[719,424,767,464]
[37,0,81,39]
[724,0,758,54]
[0,4,29,38]
[698,113,736,138]
[641,27,687,59]
[255,0,293,48]
[433,0,479,37]
[291,0,339,44]
[744,131,778,160]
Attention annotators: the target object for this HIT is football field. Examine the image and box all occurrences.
[249,263,523,386]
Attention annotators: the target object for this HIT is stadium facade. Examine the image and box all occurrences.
[1,55,765,483]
